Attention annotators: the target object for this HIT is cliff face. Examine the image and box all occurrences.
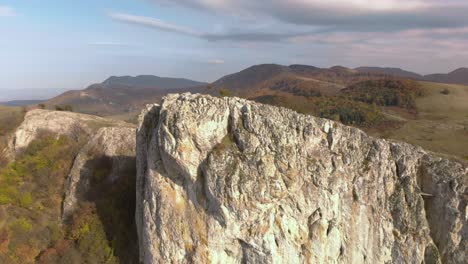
[62,126,136,219]
[7,109,137,220]
[11,109,127,153]
[136,93,467,264]
[1,109,139,262]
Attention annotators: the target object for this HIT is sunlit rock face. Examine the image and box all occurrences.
[136,93,467,264]
[12,109,126,152]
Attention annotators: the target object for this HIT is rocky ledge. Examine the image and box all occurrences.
[11,109,129,153]
[136,93,467,264]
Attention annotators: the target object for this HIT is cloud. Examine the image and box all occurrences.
[88,41,132,47]
[203,31,308,42]
[207,59,225,64]
[0,6,16,17]
[109,0,468,56]
[152,0,468,32]
[109,12,309,42]
[109,12,202,36]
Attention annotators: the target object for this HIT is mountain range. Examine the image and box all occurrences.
[11,64,467,120]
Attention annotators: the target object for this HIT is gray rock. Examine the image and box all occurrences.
[137,93,467,264]
[11,109,128,153]
[62,126,136,219]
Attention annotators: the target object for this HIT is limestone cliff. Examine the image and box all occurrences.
[6,109,137,221]
[11,109,128,153]
[136,93,467,264]
[2,109,139,262]
[62,126,136,219]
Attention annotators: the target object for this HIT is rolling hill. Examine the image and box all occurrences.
[43,75,208,119]
[211,64,390,98]
[355,67,423,79]
[356,66,468,85]
[424,68,468,85]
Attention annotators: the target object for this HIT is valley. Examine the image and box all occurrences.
[369,82,468,159]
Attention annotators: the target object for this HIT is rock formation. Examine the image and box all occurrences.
[11,109,127,153]
[136,93,467,264]
[62,126,136,218]
[5,109,137,221]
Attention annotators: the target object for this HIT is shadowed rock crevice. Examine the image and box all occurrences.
[415,156,467,263]
[75,155,139,264]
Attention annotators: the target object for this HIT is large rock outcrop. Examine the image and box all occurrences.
[11,109,127,152]
[62,126,136,218]
[6,109,138,221]
[136,93,467,264]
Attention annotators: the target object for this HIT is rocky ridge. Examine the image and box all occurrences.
[136,93,467,263]
[11,109,129,153]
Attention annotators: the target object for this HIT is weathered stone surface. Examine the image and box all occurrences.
[11,109,127,152]
[62,126,136,218]
[137,93,467,264]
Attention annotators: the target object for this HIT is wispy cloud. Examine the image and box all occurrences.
[88,41,132,47]
[109,12,310,42]
[109,12,202,36]
[107,0,468,72]
[111,0,468,44]
[207,59,225,64]
[0,6,16,17]
[152,0,468,32]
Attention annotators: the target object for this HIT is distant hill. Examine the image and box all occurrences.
[212,64,288,91]
[355,67,423,79]
[424,68,468,85]
[102,75,206,89]
[356,66,468,86]
[0,100,44,107]
[211,64,392,98]
[44,75,208,117]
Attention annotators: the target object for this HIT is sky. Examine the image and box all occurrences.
[1,0,468,100]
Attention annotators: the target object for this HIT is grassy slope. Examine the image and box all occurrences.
[368,81,468,159]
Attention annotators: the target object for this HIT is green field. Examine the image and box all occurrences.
[368,81,468,160]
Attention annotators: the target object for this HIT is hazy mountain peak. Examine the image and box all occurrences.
[330,65,357,73]
[425,67,468,85]
[102,74,206,89]
[449,67,468,75]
